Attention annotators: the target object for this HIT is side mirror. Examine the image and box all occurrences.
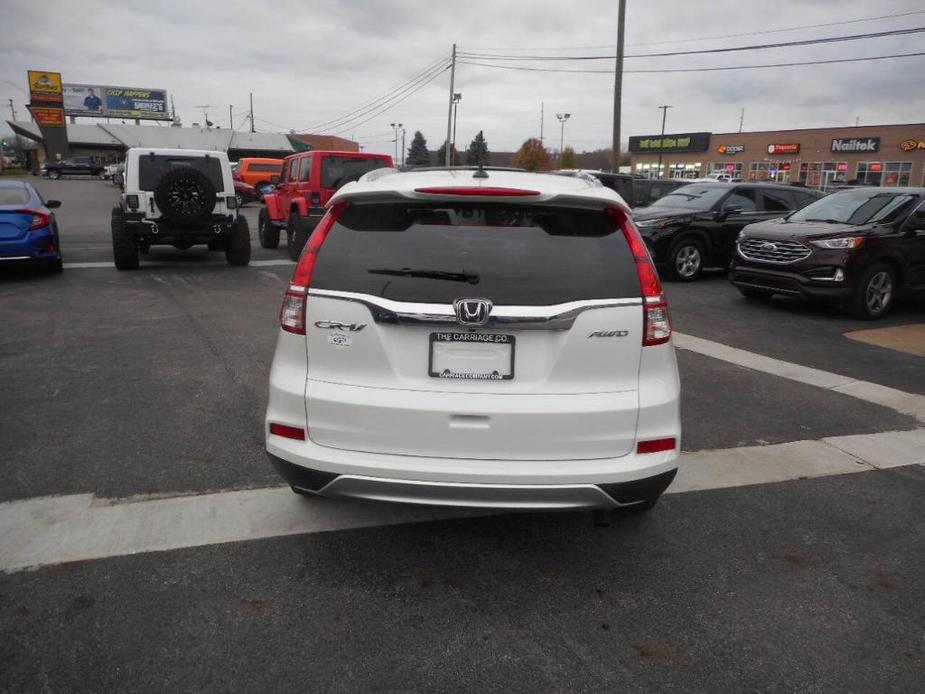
[269,175,280,186]
[723,204,744,215]
[46,200,61,209]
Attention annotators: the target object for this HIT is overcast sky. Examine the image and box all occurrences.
[3,0,925,153]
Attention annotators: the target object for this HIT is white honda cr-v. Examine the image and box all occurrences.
[264,167,680,514]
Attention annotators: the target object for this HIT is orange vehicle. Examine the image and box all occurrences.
[234,157,284,193]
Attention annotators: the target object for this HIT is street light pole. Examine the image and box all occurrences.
[612,0,626,172]
[451,93,462,160]
[656,105,672,179]
[401,127,406,168]
[556,113,571,166]
[390,122,403,165]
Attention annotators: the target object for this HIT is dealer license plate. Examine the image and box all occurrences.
[429,332,515,380]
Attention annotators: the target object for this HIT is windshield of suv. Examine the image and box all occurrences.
[138,156,225,192]
[321,156,390,189]
[788,190,920,225]
[649,185,730,210]
[311,203,640,304]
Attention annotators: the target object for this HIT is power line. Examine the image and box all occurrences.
[299,56,449,132]
[458,50,925,75]
[459,9,925,51]
[327,65,448,136]
[458,26,925,61]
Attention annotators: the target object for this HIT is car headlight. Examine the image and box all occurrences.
[810,237,864,249]
[636,217,676,229]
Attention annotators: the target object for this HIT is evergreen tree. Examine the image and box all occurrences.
[465,131,490,165]
[511,138,554,172]
[406,131,430,167]
[434,140,461,166]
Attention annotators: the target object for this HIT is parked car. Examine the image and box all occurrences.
[102,163,124,181]
[730,187,925,319]
[554,170,686,208]
[233,179,257,207]
[264,169,681,519]
[235,157,284,195]
[633,182,823,281]
[43,156,105,180]
[0,180,63,273]
[260,150,393,260]
[111,147,250,270]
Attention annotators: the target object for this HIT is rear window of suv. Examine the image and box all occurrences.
[138,156,224,191]
[321,157,390,189]
[248,163,282,172]
[311,203,640,305]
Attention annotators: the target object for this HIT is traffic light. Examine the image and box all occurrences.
[1,138,8,147]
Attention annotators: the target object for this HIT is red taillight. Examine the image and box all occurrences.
[18,209,51,231]
[269,423,306,440]
[413,186,541,197]
[608,207,672,347]
[280,202,347,335]
[637,437,676,454]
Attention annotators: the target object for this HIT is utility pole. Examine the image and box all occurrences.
[229,105,233,130]
[445,43,457,166]
[451,92,462,155]
[738,107,745,133]
[656,105,672,180]
[611,0,626,172]
[540,101,544,144]
[401,127,406,167]
[556,113,571,165]
[390,122,403,164]
[8,98,17,121]
[249,92,255,133]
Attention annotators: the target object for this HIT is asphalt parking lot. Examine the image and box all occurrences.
[2,176,924,692]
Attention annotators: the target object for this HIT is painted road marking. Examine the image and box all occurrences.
[2,428,923,574]
[674,332,925,423]
[845,324,925,358]
[63,259,293,269]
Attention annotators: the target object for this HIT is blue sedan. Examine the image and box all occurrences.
[0,180,63,273]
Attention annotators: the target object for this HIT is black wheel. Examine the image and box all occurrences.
[287,213,314,262]
[235,192,244,208]
[258,207,279,249]
[225,216,251,266]
[154,167,217,225]
[111,207,139,271]
[737,286,774,301]
[666,238,705,281]
[44,256,64,274]
[48,169,61,180]
[850,262,896,320]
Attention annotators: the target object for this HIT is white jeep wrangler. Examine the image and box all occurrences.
[111,148,250,269]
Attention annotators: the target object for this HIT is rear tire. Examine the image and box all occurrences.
[666,238,705,281]
[258,207,279,249]
[111,207,139,271]
[850,262,895,320]
[737,286,775,301]
[225,216,251,266]
[287,213,314,262]
[45,257,64,274]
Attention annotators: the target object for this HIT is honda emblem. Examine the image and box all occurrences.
[454,298,492,326]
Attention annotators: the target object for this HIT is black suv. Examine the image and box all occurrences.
[633,182,822,280]
[44,156,105,180]
[730,187,925,319]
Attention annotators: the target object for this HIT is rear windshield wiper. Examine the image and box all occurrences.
[368,267,480,284]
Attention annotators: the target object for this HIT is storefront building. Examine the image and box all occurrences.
[629,123,925,189]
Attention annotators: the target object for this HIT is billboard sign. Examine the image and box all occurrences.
[28,106,66,127]
[28,71,63,103]
[63,84,170,120]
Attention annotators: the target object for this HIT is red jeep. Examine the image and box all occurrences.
[258,150,393,260]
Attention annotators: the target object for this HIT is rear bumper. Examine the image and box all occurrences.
[268,451,677,510]
[0,228,57,260]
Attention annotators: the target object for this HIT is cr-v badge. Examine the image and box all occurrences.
[454,298,492,326]
[314,321,367,331]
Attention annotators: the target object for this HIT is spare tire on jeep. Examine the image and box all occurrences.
[154,167,217,224]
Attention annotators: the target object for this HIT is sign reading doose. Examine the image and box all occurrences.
[831,137,880,153]
[717,144,745,155]
[767,143,800,155]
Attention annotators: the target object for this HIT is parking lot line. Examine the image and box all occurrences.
[63,259,293,269]
[2,428,922,574]
[674,331,925,423]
